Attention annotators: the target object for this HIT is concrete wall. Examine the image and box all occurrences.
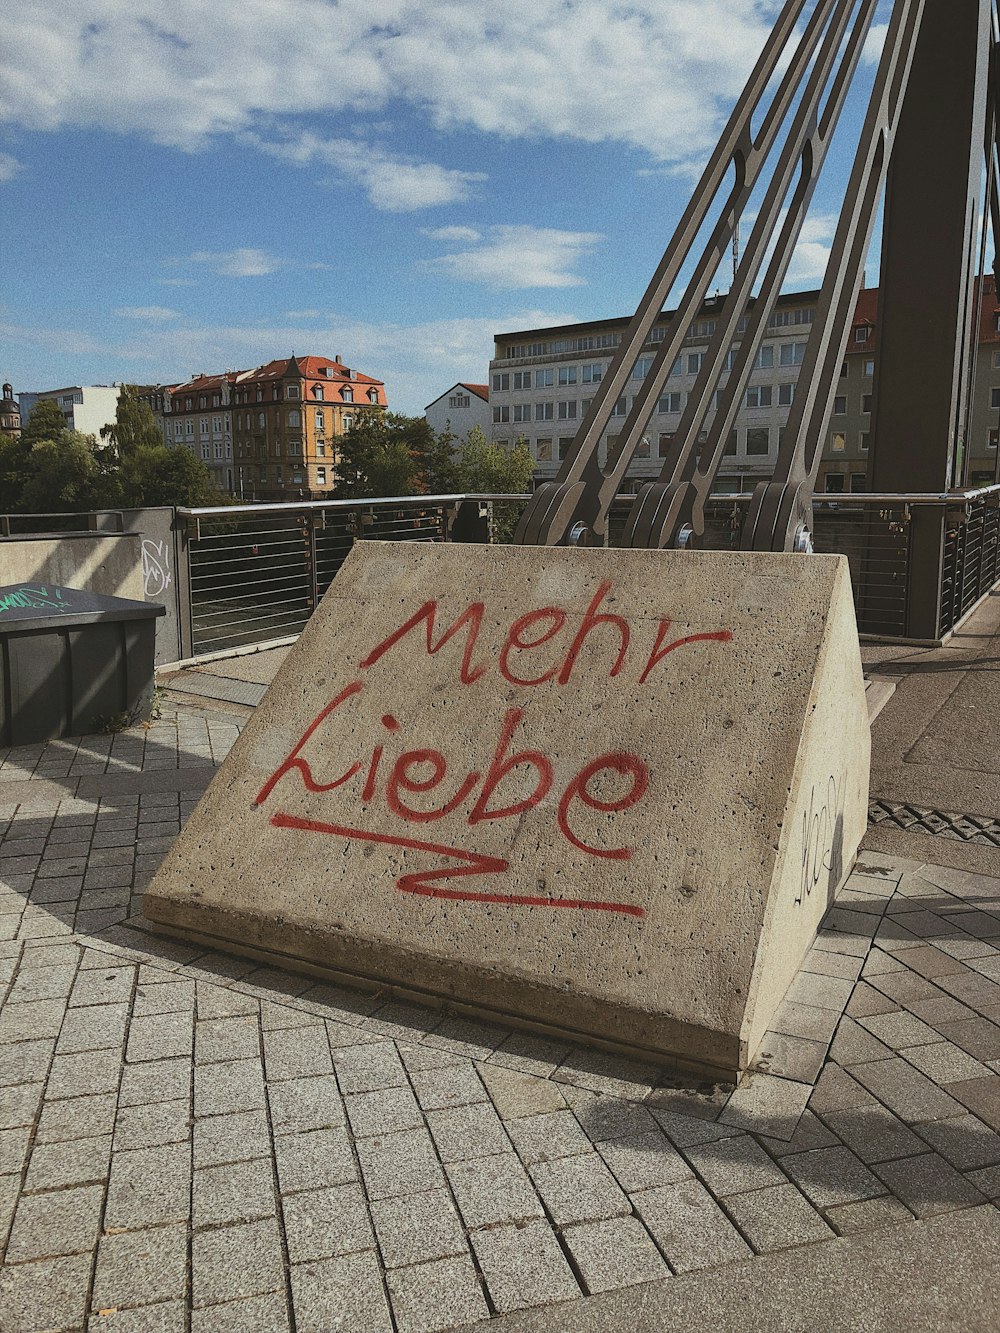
[0,533,144,602]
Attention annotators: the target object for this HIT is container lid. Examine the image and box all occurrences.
[0,583,166,632]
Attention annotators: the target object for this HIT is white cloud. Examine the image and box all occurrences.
[0,2,776,168]
[423,226,482,243]
[785,213,838,286]
[114,305,180,320]
[158,277,197,287]
[0,151,22,181]
[250,132,485,210]
[0,307,577,415]
[175,248,289,277]
[424,225,603,289]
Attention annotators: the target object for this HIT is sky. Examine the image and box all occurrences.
[0,1,900,415]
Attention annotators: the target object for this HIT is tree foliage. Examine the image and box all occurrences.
[332,413,426,499]
[1,393,226,514]
[100,384,164,457]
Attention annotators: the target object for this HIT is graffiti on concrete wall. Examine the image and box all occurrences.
[141,538,172,599]
[255,579,733,916]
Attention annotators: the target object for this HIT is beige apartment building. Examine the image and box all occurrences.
[490,281,1000,494]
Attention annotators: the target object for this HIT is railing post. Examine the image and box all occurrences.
[905,504,948,640]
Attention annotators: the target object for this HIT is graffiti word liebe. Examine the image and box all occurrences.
[255,580,733,916]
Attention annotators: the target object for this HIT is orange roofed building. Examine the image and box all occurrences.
[167,355,387,500]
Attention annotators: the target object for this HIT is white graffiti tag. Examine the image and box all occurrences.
[141,538,172,598]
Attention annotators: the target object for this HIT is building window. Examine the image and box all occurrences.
[610,396,628,417]
[635,435,650,457]
[493,406,510,423]
[558,437,573,460]
[288,410,301,427]
[864,359,875,377]
[860,432,870,450]
[757,345,774,369]
[343,415,354,431]
[535,369,554,388]
[186,421,194,436]
[535,402,554,422]
[991,388,1000,410]
[255,388,263,402]
[492,373,510,391]
[174,422,183,438]
[779,342,807,366]
[449,393,470,408]
[657,392,682,414]
[212,394,221,407]
[746,428,770,455]
[212,416,222,433]
[840,361,847,378]
[200,442,210,460]
[825,473,845,492]
[200,418,209,435]
[687,352,704,374]
[214,441,223,460]
[854,327,869,344]
[536,438,553,461]
[631,358,652,380]
[989,430,999,450]
[342,387,353,403]
[199,396,207,408]
[581,364,603,384]
[312,385,324,400]
[745,385,772,409]
[778,383,795,407]
[830,432,846,452]
[368,388,379,403]
[862,394,873,413]
[557,400,577,420]
[833,396,847,415]
[512,404,531,423]
[558,366,578,386]
[286,386,299,399]
[316,466,327,485]
[513,371,532,390]
[851,473,866,492]
[316,440,326,457]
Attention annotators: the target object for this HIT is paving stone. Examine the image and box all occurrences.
[126,1010,193,1062]
[874,1151,986,1217]
[945,1074,1000,1131]
[93,1224,188,1310]
[409,1062,487,1111]
[293,1250,394,1333]
[718,1070,813,1139]
[0,1079,43,1129]
[194,1057,266,1116]
[194,1156,277,1229]
[784,971,854,1012]
[649,1108,743,1149]
[25,1131,112,1189]
[396,1040,467,1072]
[119,1056,190,1107]
[966,1163,1000,1198]
[684,1133,789,1197]
[828,1017,894,1067]
[0,1250,92,1333]
[193,1109,272,1168]
[385,1254,487,1333]
[282,1181,374,1263]
[859,1010,945,1050]
[264,1024,333,1081]
[936,1017,1000,1062]
[904,1040,989,1085]
[0,1037,53,1088]
[724,1181,835,1251]
[845,982,901,1019]
[333,1041,407,1093]
[447,1152,545,1228]
[770,1000,842,1043]
[275,1125,356,1193]
[369,1187,467,1268]
[196,982,258,1020]
[633,1177,752,1271]
[596,1128,693,1191]
[191,1216,286,1307]
[505,1108,592,1165]
[565,1088,660,1141]
[114,1096,191,1150]
[552,1047,659,1100]
[426,1099,511,1163]
[915,1112,1000,1170]
[6,1182,103,1262]
[195,1015,260,1064]
[755,1031,828,1083]
[0,998,68,1042]
[357,1127,445,1201]
[561,1214,666,1294]
[528,1152,629,1225]
[191,1292,291,1333]
[8,965,78,1004]
[105,1142,192,1228]
[346,1084,424,1138]
[824,1195,914,1234]
[490,1031,574,1078]
[781,1144,888,1208]
[46,1045,122,1098]
[268,1074,346,1135]
[69,964,135,1009]
[822,1105,926,1164]
[851,1057,965,1122]
[89,1299,188,1332]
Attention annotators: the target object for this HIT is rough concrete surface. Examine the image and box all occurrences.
[144,542,870,1077]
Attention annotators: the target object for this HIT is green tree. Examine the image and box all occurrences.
[333,413,424,498]
[0,434,31,510]
[417,424,463,495]
[118,445,225,507]
[20,397,69,449]
[457,427,534,494]
[19,432,108,513]
[100,384,164,458]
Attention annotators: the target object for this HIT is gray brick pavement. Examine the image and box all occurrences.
[2,701,1000,1329]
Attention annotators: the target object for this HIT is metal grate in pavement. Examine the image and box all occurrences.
[869,798,1000,846]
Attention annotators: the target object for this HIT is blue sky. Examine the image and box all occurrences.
[0,1,898,415]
